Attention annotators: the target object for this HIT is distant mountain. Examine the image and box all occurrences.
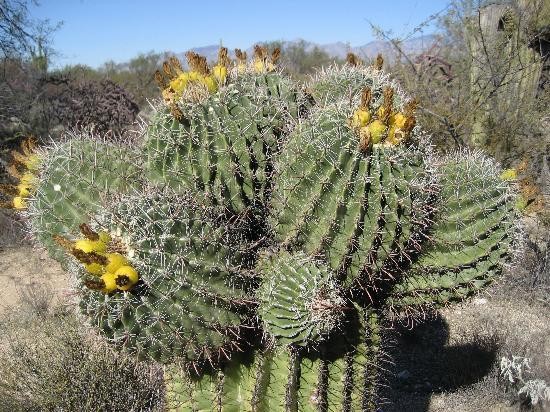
[174,35,438,66]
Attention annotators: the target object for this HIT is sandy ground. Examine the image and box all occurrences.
[0,245,66,314]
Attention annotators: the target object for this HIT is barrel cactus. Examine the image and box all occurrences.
[1,48,520,411]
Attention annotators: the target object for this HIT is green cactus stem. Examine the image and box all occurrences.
[270,103,435,288]
[165,305,382,412]
[146,70,306,216]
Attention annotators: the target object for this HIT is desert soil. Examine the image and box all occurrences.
[0,245,66,313]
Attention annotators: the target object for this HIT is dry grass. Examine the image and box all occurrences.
[0,292,165,412]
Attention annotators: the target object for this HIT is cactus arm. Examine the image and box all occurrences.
[387,151,518,315]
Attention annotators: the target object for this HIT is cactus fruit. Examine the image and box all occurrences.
[5,49,521,410]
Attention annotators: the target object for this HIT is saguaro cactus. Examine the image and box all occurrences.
[1,48,520,411]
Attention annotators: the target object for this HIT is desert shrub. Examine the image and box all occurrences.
[0,303,164,411]
[501,355,550,408]
[35,77,140,137]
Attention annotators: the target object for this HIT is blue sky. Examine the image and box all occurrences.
[31,0,451,68]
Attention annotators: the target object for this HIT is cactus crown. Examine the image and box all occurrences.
[2,47,520,410]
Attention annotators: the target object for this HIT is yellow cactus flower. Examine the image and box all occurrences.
[202,75,217,93]
[20,172,36,186]
[351,109,371,128]
[500,168,517,181]
[389,112,407,129]
[377,106,390,121]
[266,62,276,72]
[100,272,118,293]
[366,120,387,144]
[12,196,27,209]
[253,60,265,73]
[98,231,111,244]
[212,64,227,84]
[188,71,201,81]
[115,266,139,291]
[85,262,105,276]
[17,183,32,197]
[169,72,189,95]
[74,239,107,254]
[386,126,406,146]
[105,253,129,273]
[23,154,40,171]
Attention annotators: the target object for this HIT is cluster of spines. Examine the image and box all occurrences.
[256,251,346,347]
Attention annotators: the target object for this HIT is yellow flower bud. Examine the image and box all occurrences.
[13,196,27,209]
[105,253,128,274]
[202,75,217,93]
[389,112,407,129]
[377,106,388,120]
[24,154,40,172]
[386,126,406,146]
[367,120,387,144]
[85,262,105,276]
[212,65,227,84]
[100,272,118,293]
[17,183,32,197]
[20,172,36,186]
[351,109,371,128]
[169,72,189,95]
[188,71,201,81]
[74,239,107,254]
[253,60,265,73]
[115,266,139,291]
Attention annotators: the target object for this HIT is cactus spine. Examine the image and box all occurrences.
[4,48,520,411]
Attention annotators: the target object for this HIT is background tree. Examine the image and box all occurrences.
[0,0,60,145]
